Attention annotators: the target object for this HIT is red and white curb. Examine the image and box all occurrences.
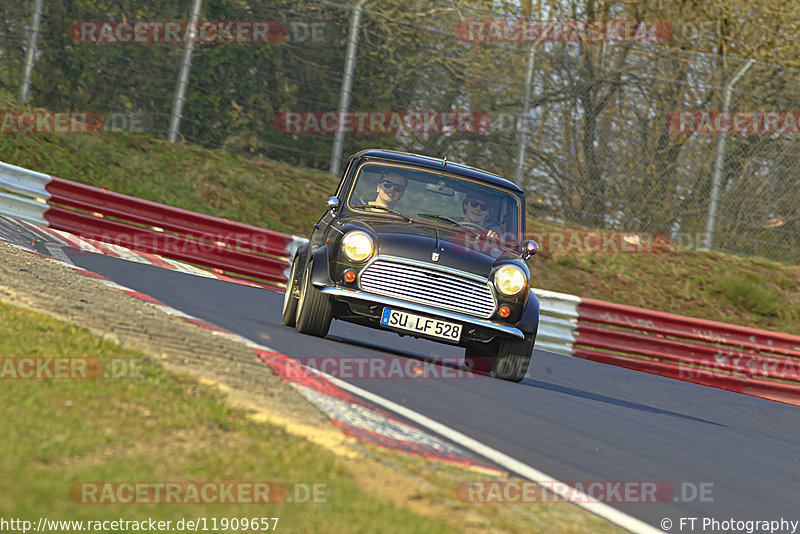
[2,215,273,289]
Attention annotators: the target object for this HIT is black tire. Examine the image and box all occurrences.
[464,341,496,375]
[281,257,300,327]
[294,261,332,337]
[492,335,534,382]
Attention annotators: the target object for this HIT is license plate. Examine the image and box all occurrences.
[380,308,462,341]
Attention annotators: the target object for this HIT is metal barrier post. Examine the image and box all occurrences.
[329,0,366,176]
[514,24,552,185]
[18,0,44,103]
[702,59,755,250]
[168,0,203,142]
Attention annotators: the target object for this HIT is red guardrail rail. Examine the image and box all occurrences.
[573,347,800,406]
[573,298,800,406]
[578,298,800,355]
[44,176,296,284]
[575,324,800,381]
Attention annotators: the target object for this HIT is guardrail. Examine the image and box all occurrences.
[3,159,800,406]
[533,292,800,406]
[0,161,52,225]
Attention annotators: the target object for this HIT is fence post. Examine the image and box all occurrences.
[702,59,755,250]
[18,0,44,103]
[329,0,367,176]
[514,24,552,185]
[168,0,203,142]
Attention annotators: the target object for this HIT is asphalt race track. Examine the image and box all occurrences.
[56,249,800,530]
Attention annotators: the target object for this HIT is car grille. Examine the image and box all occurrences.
[358,259,496,318]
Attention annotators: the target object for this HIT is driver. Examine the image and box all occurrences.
[369,172,407,210]
[457,192,499,238]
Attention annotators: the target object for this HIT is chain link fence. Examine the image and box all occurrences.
[2,0,800,263]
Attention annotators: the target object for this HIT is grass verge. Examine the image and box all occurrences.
[0,301,457,533]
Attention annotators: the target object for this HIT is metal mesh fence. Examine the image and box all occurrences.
[3,0,800,263]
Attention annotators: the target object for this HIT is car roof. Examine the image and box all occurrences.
[353,149,523,194]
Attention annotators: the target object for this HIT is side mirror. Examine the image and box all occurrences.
[326,196,340,215]
[522,240,539,260]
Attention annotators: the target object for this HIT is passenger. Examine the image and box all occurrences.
[456,192,499,238]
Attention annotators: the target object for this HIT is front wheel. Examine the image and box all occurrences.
[294,261,332,337]
[281,258,300,327]
[492,335,534,382]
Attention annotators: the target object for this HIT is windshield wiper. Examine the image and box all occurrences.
[351,204,412,222]
[416,213,481,237]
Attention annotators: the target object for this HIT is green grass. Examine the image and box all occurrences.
[1,89,798,335]
[0,131,338,236]
[0,302,457,533]
[711,273,782,316]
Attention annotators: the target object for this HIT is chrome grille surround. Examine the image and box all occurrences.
[357,256,497,319]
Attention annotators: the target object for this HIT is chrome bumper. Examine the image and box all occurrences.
[321,286,524,339]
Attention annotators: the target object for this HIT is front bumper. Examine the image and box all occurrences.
[321,286,525,339]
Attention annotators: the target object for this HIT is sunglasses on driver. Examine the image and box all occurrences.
[380,180,406,192]
[467,199,490,212]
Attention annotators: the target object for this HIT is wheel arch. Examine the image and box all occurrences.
[516,290,540,339]
[289,242,310,290]
[310,245,331,287]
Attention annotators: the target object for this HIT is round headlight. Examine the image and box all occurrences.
[494,265,527,296]
[342,231,374,262]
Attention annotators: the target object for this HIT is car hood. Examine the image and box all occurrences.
[343,217,522,278]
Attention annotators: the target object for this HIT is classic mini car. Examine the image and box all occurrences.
[281,149,540,382]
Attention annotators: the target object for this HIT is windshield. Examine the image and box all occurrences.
[347,162,522,245]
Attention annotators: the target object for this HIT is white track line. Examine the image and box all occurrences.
[323,374,665,534]
[43,242,74,265]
